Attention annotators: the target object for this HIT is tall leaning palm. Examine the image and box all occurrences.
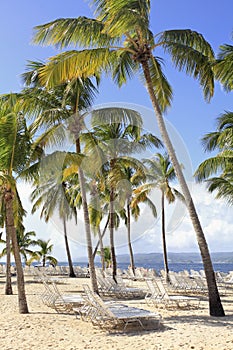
[33,0,224,316]
[144,153,184,282]
[0,96,30,313]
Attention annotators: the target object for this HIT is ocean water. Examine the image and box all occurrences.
[59,261,233,274]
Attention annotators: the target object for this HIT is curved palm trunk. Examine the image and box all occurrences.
[5,227,13,295]
[4,189,28,313]
[77,166,98,292]
[92,215,110,260]
[74,121,98,292]
[109,188,117,281]
[127,201,135,275]
[97,226,105,271]
[142,59,225,316]
[63,218,76,277]
[161,192,169,283]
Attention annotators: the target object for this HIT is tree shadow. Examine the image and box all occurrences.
[163,313,233,328]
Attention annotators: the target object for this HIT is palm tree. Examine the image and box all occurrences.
[32,0,224,315]
[144,153,185,282]
[195,111,233,204]
[0,200,12,295]
[30,152,79,277]
[97,246,112,269]
[21,70,100,292]
[28,239,57,267]
[0,95,30,313]
[81,109,161,280]
[121,166,157,275]
[88,179,107,272]
[0,229,38,265]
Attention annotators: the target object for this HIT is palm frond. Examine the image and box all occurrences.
[91,107,142,128]
[112,50,139,86]
[38,49,114,88]
[158,29,215,101]
[213,44,233,91]
[195,152,233,181]
[33,16,114,48]
[99,0,150,37]
[140,55,173,112]
[21,60,45,87]
[207,175,233,205]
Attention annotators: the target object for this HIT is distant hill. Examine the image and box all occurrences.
[77,251,233,264]
[116,252,233,264]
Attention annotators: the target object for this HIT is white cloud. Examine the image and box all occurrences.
[14,181,233,262]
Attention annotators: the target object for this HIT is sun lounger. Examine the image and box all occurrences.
[96,271,146,299]
[145,279,166,307]
[41,281,84,313]
[81,284,162,332]
[154,278,201,309]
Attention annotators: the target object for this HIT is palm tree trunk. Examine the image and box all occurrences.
[5,228,13,295]
[161,192,169,283]
[97,226,105,271]
[109,188,117,281]
[92,215,109,260]
[141,59,225,316]
[127,201,135,275]
[63,218,76,277]
[77,166,98,292]
[4,189,29,313]
[74,126,98,292]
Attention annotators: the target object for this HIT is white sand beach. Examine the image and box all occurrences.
[0,275,233,350]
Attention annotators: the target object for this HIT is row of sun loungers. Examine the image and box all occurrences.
[22,265,89,278]
[31,268,68,284]
[145,278,201,309]
[37,264,233,332]
[96,270,146,299]
[40,280,162,332]
[76,284,162,332]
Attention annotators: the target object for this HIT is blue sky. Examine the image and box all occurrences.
[0,1,232,259]
[0,0,232,167]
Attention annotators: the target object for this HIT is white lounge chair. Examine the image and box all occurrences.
[81,284,162,332]
[154,278,201,309]
[41,281,84,313]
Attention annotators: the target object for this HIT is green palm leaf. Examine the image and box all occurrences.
[213,43,233,91]
[195,151,233,181]
[207,175,233,205]
[33,17,114,48]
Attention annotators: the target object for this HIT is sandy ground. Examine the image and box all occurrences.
[0,274,232,350]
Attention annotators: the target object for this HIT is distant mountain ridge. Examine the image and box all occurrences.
[116,252,233,264]
[77,252,233,264]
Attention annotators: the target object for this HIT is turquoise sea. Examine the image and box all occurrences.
[58,261,233,274]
